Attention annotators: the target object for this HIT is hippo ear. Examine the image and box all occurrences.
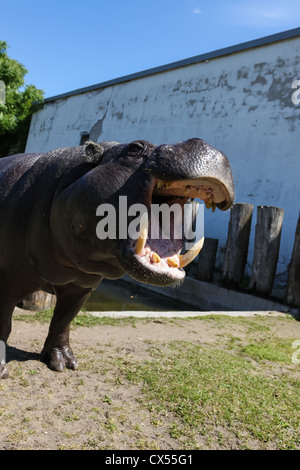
[85,141,105,165]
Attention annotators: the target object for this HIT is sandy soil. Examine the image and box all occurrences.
[0,308,299,450]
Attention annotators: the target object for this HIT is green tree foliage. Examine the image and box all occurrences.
[0,41,44,157]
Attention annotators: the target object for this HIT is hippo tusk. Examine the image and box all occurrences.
[178,237,204,268]
[135,212,149,255]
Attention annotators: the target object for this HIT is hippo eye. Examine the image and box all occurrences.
[127,140,145,155]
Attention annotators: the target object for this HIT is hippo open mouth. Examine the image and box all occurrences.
[122,155,233,287]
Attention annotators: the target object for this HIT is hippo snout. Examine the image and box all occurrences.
[144,138,235,211]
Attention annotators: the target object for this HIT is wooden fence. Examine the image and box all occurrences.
[192,203,300,306]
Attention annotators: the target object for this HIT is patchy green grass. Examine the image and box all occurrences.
[14,309,141,328]
[124,339,300,449]
[241,338,296,363]
[72,313,140,328]
[14,308,54,324]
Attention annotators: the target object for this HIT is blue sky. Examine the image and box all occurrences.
[0,0,299,98]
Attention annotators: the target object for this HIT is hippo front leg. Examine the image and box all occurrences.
[41,284,92,372]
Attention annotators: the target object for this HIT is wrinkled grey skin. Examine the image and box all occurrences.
[0,138,234,378]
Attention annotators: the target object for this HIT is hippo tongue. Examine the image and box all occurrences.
[134,212,204,269]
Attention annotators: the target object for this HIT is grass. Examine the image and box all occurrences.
[14,308,141,328]
[241,338,295,363]
[125,340,299,449]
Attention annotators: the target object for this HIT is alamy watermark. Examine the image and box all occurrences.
[292,340,300,365]
[0,340,5,364]
[96,197,204,250]
[291,80,300,105]
[0,80,5,105]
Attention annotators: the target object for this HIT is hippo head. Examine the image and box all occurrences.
[53,138,234,287]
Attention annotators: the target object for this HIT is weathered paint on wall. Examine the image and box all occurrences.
[26,35,300,296]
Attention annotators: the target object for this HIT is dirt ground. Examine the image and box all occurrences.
[0,308,299,450]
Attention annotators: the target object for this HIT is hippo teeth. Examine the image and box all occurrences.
[135,212,149,255]
[152,252,161,263]
[205,200,216,212]
[154,180,218,211]
[167,255,179,268]
[156,180,172,190]
[134,207,204,270]
[178,237,205,268]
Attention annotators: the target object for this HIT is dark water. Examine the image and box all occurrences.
[85,278,198,312]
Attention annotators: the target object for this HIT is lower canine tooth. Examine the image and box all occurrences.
[152,252,161,263]
[135,212,148,255]
[167,255,179,268]
[179,237,205,268]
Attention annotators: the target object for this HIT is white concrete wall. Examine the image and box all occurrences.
[26,36,300,296]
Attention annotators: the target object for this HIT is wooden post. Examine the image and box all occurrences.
[249,206,284,295]
[197,238,218,282]
[286,215,300,306]
[22,291,56,311]
[223,203,253,284]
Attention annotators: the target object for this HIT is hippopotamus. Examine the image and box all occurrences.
[0,138,234,378]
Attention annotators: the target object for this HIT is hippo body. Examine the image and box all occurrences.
[0,139,234,378]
